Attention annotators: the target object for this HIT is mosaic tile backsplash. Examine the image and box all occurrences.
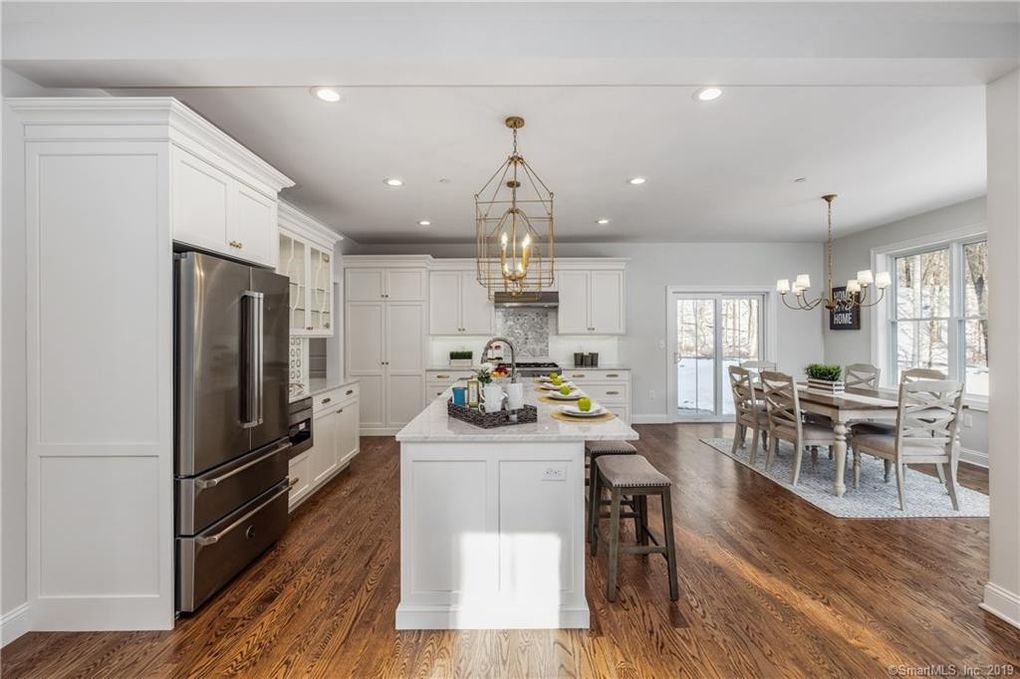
[496,308,551,358]
[289,338,308,389]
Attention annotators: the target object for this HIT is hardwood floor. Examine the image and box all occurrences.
[3,424,1018,678]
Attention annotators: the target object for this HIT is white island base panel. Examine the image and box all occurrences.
[396,440,590,630]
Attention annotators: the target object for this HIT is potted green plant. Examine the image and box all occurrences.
[805,363,844,394]
[449,350,474,368]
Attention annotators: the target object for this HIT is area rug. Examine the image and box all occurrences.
[700,437,989,519]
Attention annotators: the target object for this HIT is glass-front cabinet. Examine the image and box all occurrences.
[278,229,334,337]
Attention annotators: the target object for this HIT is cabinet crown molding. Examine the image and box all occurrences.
[343,255,627,270]
[8,96,293,195]
[279,201,344,248]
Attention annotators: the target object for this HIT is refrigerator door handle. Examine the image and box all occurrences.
[241,290,264,428]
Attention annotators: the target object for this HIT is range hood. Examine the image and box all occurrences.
[493,291,559,308]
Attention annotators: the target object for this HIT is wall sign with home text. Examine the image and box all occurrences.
[829,286,861,330]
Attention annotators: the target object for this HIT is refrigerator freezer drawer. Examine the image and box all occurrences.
[176,480,289,613]
[176,438,290,536]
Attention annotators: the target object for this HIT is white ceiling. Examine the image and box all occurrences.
[117,84,986,243]
[4,1,1008,244]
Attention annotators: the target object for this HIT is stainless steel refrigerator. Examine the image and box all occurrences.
[174,251,292,613]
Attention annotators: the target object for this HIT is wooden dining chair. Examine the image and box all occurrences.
[852,379,965,511]
[728,366,768,463]
[761,371,837,486]
[844,363,881,390]
[740,360,776,377]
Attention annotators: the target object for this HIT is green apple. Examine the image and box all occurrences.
[550,375,562,386]
[559,385,572,396]
[577,397,592,412]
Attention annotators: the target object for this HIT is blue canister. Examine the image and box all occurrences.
[452,386,467,406]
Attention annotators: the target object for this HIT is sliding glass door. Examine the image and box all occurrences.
[672,292,765,420]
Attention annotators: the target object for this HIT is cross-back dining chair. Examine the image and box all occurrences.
[852,379,965,511]
[728,366,769,463]
[844,363,881,390]
[761,371,837,486]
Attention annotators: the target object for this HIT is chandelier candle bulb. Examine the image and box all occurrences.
[857,270,874,286]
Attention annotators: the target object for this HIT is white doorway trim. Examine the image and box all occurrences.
[665,285,778,423]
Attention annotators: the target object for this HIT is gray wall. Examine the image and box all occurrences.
[823,196,988,459]
[349,240,826,421]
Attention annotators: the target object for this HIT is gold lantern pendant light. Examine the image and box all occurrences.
[475,116,555,301]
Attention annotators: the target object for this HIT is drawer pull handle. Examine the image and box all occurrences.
[194,485,288,548]
[322,398,331,405]
[606,390,620,395]
[195,441,290,490]
[573,374,586,378]
[336,408,343,414]
[245,526,256,540]
[288,477,300,489]
[346,389,354,396]
[607,373,620,378]
[436,374,450,379]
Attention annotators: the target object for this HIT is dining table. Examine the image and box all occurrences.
[754,384,900,497]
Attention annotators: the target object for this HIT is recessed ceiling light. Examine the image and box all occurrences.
[384,178,404,187]
[310,87,341,103]
[694,87,723,102]
[418,220,431,227]
[627,177,646,185]
[794,177,808,183]
[596,218,611,225]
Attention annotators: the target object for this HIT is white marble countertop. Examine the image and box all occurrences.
[289,377,359,403]
[396,381,639,443]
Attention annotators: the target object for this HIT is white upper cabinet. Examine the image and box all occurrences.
[429,269,495,335]
[556,265,626,335]
[276,202,342,337]
[170,146,283,268]
[347,266,427,301]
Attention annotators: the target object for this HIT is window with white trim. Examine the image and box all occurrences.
[888,237,987,398]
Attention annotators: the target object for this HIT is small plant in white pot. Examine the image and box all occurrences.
[805,363,844,394]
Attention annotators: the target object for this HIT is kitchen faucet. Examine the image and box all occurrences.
[483,337,518,383]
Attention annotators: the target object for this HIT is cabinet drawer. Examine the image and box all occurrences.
[314,384,359,413]
[425,370,475,383]
[564,370,631,383]
[581,383,630,404]
[288,452,312,509]
[427,385,451,400]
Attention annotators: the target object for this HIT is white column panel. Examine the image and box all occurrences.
[26,141,174,630]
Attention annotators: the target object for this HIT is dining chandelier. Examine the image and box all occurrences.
[475,116,555,301]
[777,194,891,311]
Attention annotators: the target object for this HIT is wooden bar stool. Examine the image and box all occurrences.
[584,440,637,487]
[589,454,679,602]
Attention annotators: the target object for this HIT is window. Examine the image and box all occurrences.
[889,237,987,398]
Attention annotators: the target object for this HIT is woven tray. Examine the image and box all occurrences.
[447,400,538,429]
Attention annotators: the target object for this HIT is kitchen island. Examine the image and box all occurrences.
[395,381,638,630]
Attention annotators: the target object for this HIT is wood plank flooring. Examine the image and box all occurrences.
[3,424,1018,678]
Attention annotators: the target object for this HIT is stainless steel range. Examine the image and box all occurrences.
[500,361,562,377]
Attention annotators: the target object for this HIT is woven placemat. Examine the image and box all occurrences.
[550,410,617,423]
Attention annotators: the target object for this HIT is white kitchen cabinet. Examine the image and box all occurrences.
[347,267,426,302]
[170,146,281,268]
[288,452,312,509]
[429,269,494,335]
[345,260,429,434]
[277,203,341,337]
[563,369,632,424]
[12,97,293,632]
[556,268,626,335]
[290,385,360,512]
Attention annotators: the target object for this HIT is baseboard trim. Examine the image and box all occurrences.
[1,603,31,647]
[981,582,1020,630]
[631,414,671,424]
[360,427,401,436]
[395,603,590,630]
[960,447,988,468]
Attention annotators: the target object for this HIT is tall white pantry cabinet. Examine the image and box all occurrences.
[10,98,293,632]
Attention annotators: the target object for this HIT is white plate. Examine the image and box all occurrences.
[547,390,583,400]
[539,382,574,391]
[559,404,606,417]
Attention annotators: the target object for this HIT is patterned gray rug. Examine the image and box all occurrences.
[700,437,989,519]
